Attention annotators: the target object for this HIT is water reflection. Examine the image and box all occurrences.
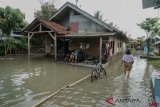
[0,55,90,107]
[41,55,153,107]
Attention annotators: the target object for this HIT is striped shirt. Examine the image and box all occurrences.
[122,54,134,63]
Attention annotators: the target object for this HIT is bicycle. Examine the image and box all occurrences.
[91,60,106,82]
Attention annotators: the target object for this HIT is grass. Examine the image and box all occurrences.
[149,59,160,70]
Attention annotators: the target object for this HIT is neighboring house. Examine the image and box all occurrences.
[128,38,143,50]
[155,41,160,54]
[0,29,22,40]
[154,36,160,54]
[24,2,127,61]
[128,38,137,48]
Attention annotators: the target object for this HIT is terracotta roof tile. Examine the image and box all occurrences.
[39,19,70,35]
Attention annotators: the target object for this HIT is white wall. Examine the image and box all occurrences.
[109,36,124,56]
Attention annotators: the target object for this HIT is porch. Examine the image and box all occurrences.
[24,18,122,64]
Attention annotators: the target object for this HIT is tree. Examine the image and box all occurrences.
[137,17,160,56]
[94,10,107,22]
[137,18,160,36]
[0,6,25,56]
[0,6,25,36]
[34,1,57,19]
[107,22,120,29]
[137,36,145,45]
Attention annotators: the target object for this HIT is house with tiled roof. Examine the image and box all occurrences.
[24,2,127,62]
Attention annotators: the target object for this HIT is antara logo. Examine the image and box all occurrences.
[147,101,159,106]
[104,96,141,105]
[105,97,114,105]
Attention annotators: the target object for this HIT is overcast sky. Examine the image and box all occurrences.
[0,0,159,38]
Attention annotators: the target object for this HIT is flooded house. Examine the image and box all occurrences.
[24,2,127,62]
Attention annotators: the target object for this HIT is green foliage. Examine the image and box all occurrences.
[34,2,57,19]
[137,17,160,56]
[0,37,27,56]
[94,10,107,22]
[0,6,26,56]
[137,17,160,36]
[94,10,103,21]
[17,37,27,50]
[108,22,119,28]
[149,59,160,70]
[0,6,25,36]
[137,36,145,45]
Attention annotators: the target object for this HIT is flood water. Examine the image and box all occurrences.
[40,55,154,107]
[0,55,90,107]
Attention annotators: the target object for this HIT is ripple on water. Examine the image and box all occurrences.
[73,91,80,95]
[11,73,29,86]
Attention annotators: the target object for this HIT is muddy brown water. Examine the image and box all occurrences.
[0,55,90,107]
[40,56,154,107]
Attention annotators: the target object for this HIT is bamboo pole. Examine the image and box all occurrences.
[31,86,67,107]
[32,74,91,107]
[67,74,91,87]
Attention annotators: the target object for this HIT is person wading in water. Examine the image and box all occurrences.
[122,49,134,79]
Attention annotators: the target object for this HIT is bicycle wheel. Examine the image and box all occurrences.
[91,69,98,82]
[100,67,106,75]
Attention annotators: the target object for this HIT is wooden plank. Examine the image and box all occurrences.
[31,24,40,31]
[30,33,34,39]
[27,31,53,33]
[39,23,42,31]
[48,32,55,40]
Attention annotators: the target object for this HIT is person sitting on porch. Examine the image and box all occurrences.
[64,50,71,62]
[69,50,75,63]
[69,50,81,63]
[74,50,80,63]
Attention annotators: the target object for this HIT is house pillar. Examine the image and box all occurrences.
[100,37,102,64]
[28,33,30,56]
[45,35,51,54]
[54,33,57,61]
[28,33,34,56]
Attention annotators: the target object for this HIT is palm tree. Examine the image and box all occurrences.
[94,10,107,22]
[94,10,103,20]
